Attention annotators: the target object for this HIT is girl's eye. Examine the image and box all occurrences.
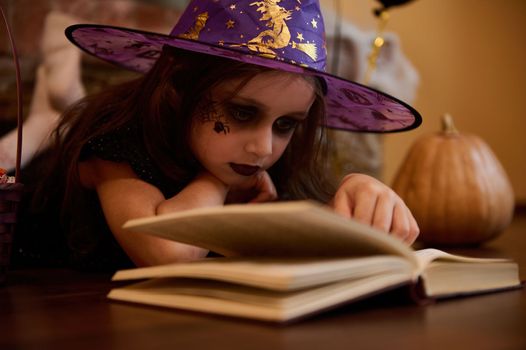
[274,117,300,134]
[225,104,257,122]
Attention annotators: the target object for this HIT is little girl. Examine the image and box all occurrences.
[15,0,421,270]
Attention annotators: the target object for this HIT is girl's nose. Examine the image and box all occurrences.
[244,126,273,158]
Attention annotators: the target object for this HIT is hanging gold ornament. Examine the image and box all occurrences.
[364,9,390,85]
[364,0,416,85]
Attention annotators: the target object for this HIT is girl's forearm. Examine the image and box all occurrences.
[156,172,229,215]
[86,159,225,266]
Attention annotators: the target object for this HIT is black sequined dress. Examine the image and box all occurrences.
[13,121,186,271]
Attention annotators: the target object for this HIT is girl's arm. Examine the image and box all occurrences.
[79,157,228,266]
[330,173,420,244]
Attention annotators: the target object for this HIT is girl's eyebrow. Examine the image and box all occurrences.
[230,96,310,119]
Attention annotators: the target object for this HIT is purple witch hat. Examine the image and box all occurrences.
[65,0,421,132]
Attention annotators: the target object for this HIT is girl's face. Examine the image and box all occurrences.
[189,71,315,186]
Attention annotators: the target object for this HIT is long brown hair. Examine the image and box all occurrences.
[39,46,335,213]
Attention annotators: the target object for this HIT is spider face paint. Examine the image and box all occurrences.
[197,100,231,134]
[213,121,230,134]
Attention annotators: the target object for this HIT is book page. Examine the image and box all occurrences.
[414,248,513,274]
[123,201,417,266]
[112,256,414,291]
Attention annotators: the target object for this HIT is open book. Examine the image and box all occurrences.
[108,201,522,322]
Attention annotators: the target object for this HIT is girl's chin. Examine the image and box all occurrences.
[223,176,252,188]
[206,169,245,187]
[216,172,255,188]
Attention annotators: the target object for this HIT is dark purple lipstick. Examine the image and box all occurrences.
[229,163,261,176]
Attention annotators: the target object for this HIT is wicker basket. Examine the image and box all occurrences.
[1,6,24,285]
[0,183,23,284]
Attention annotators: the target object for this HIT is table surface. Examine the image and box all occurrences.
[1,213,526,350]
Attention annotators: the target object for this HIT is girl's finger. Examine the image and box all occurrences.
[331,190,353,218]
[371,192,395,233]
[249,171,277,203]
[352,189,378,226]
[405,205,420,244]
[249,185,277,203]
[390,202,410,242]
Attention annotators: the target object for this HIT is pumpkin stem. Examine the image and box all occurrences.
[441,113,458,134]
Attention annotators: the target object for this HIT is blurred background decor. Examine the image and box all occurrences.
[0,0,182,171]
[312,0,420,181]
[1,0,524,210]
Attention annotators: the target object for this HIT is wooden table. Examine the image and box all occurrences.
[2,213,526,350]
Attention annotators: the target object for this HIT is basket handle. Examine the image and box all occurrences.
[1,6,23,183]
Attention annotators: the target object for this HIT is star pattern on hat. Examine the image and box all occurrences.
[226,19,235,29]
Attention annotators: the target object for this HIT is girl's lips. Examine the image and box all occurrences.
[229,163,261,176]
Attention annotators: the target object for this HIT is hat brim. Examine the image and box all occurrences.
[66,24,421,133]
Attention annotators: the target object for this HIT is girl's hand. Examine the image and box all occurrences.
[226,170,278,204]
[330,173,419,244]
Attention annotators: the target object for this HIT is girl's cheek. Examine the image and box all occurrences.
[273,137,292,158]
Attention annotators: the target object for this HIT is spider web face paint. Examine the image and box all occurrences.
[196,100,230,135]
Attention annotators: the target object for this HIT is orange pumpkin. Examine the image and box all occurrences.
[392,114,515,246]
